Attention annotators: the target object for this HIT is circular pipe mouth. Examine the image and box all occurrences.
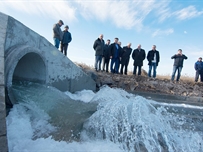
[12,52,46,84]
[5,45,47,105]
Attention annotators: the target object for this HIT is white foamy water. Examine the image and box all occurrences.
[65,89,95,103]
[6,94,122,152]
[7,84,203,152]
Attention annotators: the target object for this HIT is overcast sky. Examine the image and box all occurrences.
[1,0,203,76]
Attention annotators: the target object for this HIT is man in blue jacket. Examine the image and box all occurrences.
[60,25,72,56]
[171,49,187,82]
[194,57,203,82]
[109,38,121,74]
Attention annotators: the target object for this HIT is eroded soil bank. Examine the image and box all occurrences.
[77,64,203,106]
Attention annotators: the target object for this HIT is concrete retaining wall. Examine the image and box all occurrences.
[0,12,8,152]
[0,12,96,152]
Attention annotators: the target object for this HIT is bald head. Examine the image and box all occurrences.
[152,45,156,50]
[99,34,103,40]
[137,44,141,49]
[127,43,131,48]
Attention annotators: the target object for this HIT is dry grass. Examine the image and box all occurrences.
[75,62,195,83]
[157,74,194,83]
[75,62,94,70]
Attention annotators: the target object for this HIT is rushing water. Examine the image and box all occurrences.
[7,81,203,152]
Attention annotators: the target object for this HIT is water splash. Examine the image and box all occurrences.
[10,81,97,141]
[7,83,203,152]
[81,86,203,152]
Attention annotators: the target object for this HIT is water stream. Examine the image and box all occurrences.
[7,81,203,152]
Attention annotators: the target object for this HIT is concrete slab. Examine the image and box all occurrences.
[0,114,6,135]
[0,136,8,152]
[0,57,4,84]
[0,12,7,152]
[0,86,5,114]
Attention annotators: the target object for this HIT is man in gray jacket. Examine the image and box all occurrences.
[53,20,64,49]
[93,34,105,71]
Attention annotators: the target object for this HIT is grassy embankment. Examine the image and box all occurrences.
[76,62,195,84]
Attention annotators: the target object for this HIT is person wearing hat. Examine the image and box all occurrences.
[194,57,203,82]
[53,20,64,49]
[60,25,72,56]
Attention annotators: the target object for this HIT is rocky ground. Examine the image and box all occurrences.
[77,63,203,105]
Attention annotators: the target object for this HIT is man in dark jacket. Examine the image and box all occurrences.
[53,20,64,49]
[147,45,160,78]
[110,38,121,74]
[60,25,72,56]
[194,57,203,82]
[120,43,132,75]
[102,39,111,72]
[171,49,187,81]
[93,34,105,71]
[118,41,123,71]
[132,44,146,75]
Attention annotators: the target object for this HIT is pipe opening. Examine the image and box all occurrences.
[12,52,46,84]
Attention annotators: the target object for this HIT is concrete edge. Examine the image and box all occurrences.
[0,11,8,152]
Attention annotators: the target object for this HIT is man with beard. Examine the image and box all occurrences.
[132,44,146,76]
[120,43,132,75]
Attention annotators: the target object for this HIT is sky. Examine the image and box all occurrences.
[0,0,203,77]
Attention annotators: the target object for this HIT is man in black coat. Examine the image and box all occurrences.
[110,38,122,74]
[93,34,105,71]
[117,41,123,72]
[132,44,146,75]
[171,49,187,81]
[120,43,132,75]
[102,39,111,72]
[147,45,160,78]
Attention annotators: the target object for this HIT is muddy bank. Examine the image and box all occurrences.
[77,64,203,106]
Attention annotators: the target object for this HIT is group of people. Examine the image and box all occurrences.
[93,34,160,78]
[52,21,203,83]
[93,34,203,82]
[53,20,72,56]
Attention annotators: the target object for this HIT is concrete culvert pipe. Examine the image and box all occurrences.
[5,45,47,105]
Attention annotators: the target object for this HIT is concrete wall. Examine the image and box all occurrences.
[0,12,96,152]
[0,12,8,152]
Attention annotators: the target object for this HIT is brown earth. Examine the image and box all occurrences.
[76,63,203,106]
